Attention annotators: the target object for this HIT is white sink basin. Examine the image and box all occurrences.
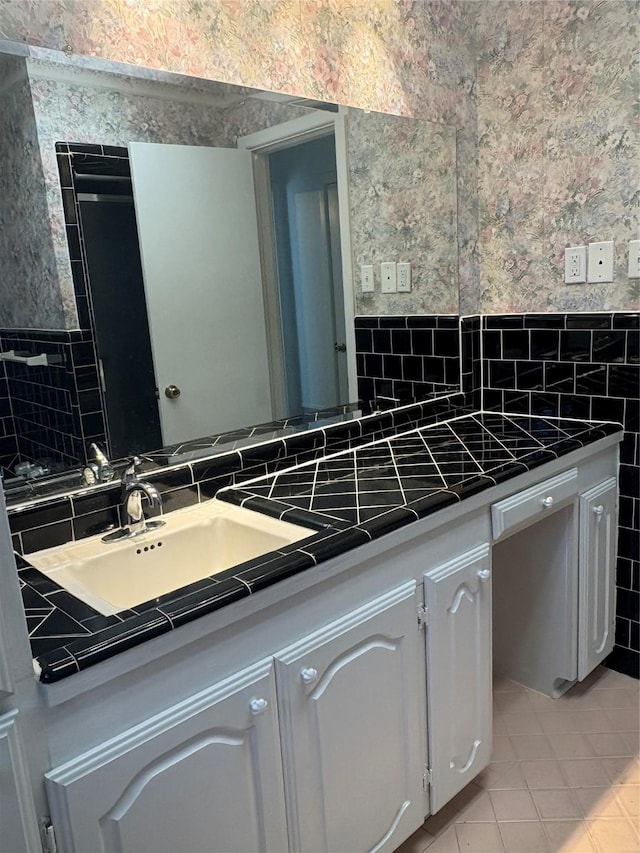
[26,500,314,616]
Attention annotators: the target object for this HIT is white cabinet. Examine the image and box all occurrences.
[423,545,492,813]
[47,583,427,853]
[46,659,288,853]
[38,447,621,850]
[275,581,427,853]
[579,478,618,680]
[0,710,42,853]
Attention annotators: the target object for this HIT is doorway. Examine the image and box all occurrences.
[239,111,357,421]
[267,133,349,416]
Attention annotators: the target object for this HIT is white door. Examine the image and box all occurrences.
[424,544,492,812]
[579,478,618,680]
[128,142,273,445]
[45,660,288,853]
[275,581,427,853]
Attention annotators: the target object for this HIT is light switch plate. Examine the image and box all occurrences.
[628,240,640,278]
[587,241,614,283]
[360,264,374,292]
[397,262,411,292]
[380,262,397,293]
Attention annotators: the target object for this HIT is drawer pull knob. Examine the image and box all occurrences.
[593,505,604,516]
[249,697,269,715]
[478,568,491,582]
[301,667,318,684]
[541,496,554,509]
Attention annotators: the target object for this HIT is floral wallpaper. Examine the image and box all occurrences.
[347,109,458,315]
[0,0,478,314]
[1,0,636,315]
[0,1,475,122]
[0,54,69,328]
[476,0,639,313]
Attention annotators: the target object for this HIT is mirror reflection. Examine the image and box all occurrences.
[0,47,459,496]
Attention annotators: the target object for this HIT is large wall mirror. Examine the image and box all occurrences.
[0,43,459,499]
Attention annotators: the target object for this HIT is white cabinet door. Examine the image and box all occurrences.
[275,581,427,853]
[0,710,41,853]
[46,659,288,853]
[579,478,618,680]
[424,544,492,813]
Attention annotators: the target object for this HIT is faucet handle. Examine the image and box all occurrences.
[87,442,115,482]
[121,456,143,485]
[90,442,109,465]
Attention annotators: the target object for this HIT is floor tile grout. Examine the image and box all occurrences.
[395,667,639,853]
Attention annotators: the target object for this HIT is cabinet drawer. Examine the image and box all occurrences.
[491,468,578,540]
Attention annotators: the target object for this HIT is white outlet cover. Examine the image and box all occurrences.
[380,262,397,293]
[587,241,614,283]
[564,246,587,284]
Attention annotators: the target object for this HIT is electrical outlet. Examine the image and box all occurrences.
[628,240,640,279]
[380,262,397,293]
[397,262,411,292]
[564,246,587,283]
[587,241,614,283]
[360,265,374,292]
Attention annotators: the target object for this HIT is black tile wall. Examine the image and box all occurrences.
[355,315,460,408]
[460,315,482,410]
[0,141,117,480]
[480,312,640,680]
[54,141,125,459]
[0,329,94,478]
[0,359,19,474]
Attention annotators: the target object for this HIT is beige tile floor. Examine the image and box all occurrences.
[395,666,639,853]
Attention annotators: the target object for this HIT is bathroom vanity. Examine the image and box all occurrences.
[2,409,621,853]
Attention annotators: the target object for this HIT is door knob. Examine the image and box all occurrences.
[301,666,318,684]
[249,697,269,715]
[164,384,181,399]
[334,342,346,352]
[593,505,604,516]
[478,568,491,583]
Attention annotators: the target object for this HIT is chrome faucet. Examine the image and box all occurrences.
[82,442,115,485]
[102,457,164,542]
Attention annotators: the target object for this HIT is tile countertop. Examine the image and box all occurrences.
[18,412,622,684]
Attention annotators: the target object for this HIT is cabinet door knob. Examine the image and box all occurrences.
[249,697,269,715]
[593,505,604,516]
[541,496,554,509]
[478,568,491,582]
[301,666,319,684]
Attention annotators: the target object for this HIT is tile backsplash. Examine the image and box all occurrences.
[0,328,105,478]
[355,315,460,408]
